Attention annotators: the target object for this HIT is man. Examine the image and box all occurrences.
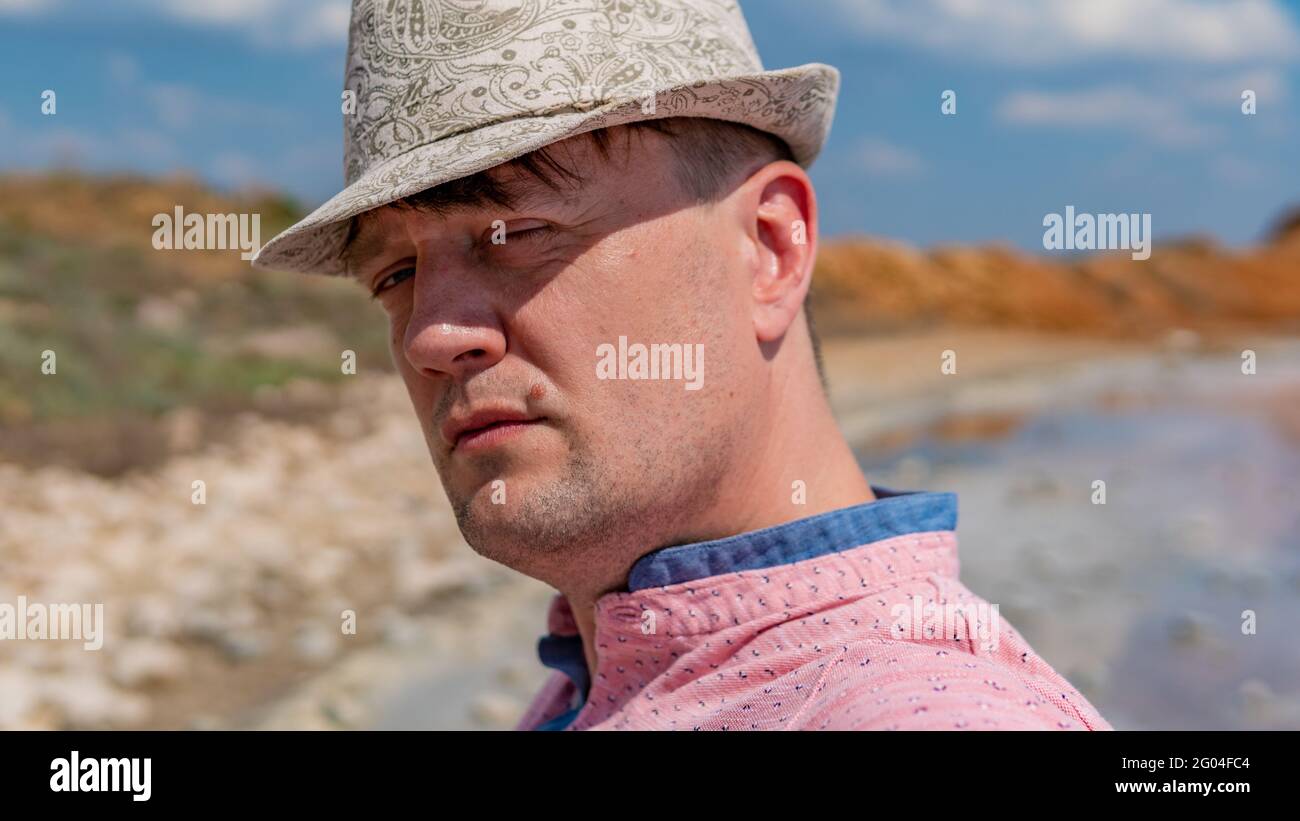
[255,0,1110,731]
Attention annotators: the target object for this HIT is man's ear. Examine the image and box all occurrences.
[734,161,817,344]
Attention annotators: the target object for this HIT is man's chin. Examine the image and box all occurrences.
[449,471,557,537]
[453,489,551,566]
[447,463,615,563]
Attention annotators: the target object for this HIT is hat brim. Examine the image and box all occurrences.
[252,63,840,276]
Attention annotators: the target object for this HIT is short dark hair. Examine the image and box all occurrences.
[346,117,826,389]
[350,118,794,217]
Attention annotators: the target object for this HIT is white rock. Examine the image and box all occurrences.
[0,670,40,729]
[394,558,476,607]
[112,639,188,688]
[44,674,150,728]
[294,624,339,663]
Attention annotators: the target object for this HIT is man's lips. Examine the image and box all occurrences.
[442,409,546,452]
[454,418,545,451]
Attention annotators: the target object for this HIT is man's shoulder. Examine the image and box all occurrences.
[787,637,1111,731]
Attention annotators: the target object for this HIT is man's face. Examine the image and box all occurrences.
[348,128,763,578]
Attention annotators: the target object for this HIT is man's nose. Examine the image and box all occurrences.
[401,265,506,381]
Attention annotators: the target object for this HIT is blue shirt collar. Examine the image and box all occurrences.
[626,486,957,590]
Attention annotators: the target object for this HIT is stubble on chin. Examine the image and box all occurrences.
[448,447,633,566]
[446,437,730,587]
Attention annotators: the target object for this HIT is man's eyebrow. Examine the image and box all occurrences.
[462,170,571,211]
[343,220,397,281]
[343,171,578,278]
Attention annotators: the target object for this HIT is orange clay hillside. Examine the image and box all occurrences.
[811,209,1300,336]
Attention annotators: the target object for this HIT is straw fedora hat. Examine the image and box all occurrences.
[253,0,840,276]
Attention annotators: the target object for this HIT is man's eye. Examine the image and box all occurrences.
[510,225,553,241]
[371,266,415,298]
[492,222,555,246]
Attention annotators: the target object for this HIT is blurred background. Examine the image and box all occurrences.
[0,0,1298,730]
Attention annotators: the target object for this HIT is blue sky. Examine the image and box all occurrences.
[1,0,1297,250]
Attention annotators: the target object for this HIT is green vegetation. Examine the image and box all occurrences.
[0,174,393,430]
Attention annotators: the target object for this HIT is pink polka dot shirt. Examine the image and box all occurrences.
[517,488,1112,731]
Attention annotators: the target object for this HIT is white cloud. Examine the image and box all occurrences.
[997,68,1292,147]
[997,85,1218,146]
[145,82,295,132]
[856,137,926,177]
[150,0,350,48]
[833,0,1300,65]
[290,1,351,47]
[118,128,180,164]
[211,151,261,188]
[1212,154,1265,185]
[40,129,111,166]
[1,0,350,48]
[0,0,56,14]
[157,0,267,26]
[147,83,201,130]
[106,52,141,86]
[1191,68,1288,105]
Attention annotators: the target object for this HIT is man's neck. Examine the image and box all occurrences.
[561,388,875,686]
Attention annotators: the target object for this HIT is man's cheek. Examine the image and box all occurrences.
[387,312,427,384]
[391,351,439,442]
[388,312,408,357]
